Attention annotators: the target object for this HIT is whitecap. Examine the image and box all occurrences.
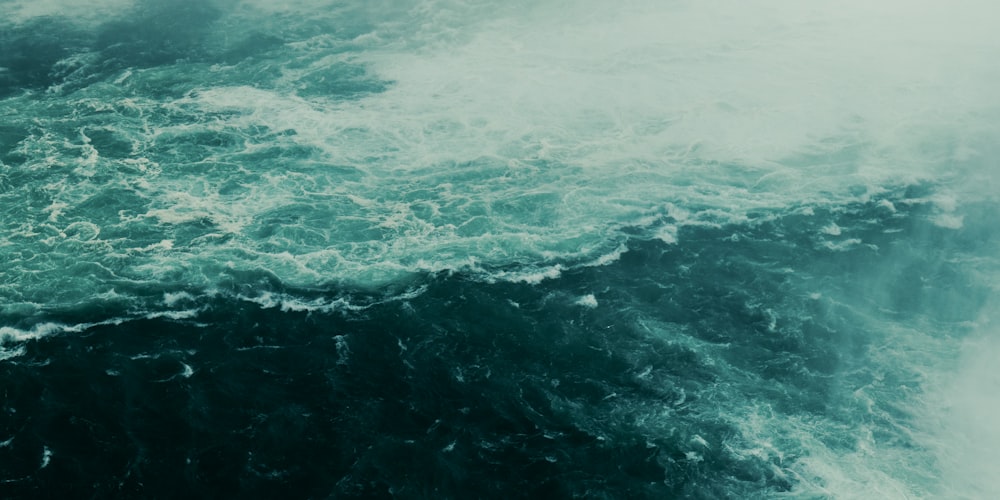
[40,446,52,469]
[575,294,598,309]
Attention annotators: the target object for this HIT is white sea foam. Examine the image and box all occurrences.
[4,0,996,310]
[726,401,925,499]
[822,238,864,252]
[238,291,369,314]
[489,265,563,285]
[574,294,598,309]
[144,309,201,321]
[40,446,52,469]
[0,323,76,343]
[0,346,26,362]
[163,291,196,307]
[0,317,131,360]
[583,244,628,268]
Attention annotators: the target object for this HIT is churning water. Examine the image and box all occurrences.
[1,0,998,497]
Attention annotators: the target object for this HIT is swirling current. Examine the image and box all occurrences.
[1,1,999,498]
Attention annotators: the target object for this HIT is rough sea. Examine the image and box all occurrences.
[2,1,999,498]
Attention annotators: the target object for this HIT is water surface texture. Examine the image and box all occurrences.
[2,1,999,497]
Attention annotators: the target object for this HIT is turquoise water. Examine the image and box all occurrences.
[2,1,999,497]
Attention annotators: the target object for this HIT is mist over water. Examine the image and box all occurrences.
[1,0,998,497]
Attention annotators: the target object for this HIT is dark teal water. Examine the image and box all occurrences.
[2,1,999,498]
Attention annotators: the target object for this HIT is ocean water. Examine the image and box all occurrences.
[1,0,999,497]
